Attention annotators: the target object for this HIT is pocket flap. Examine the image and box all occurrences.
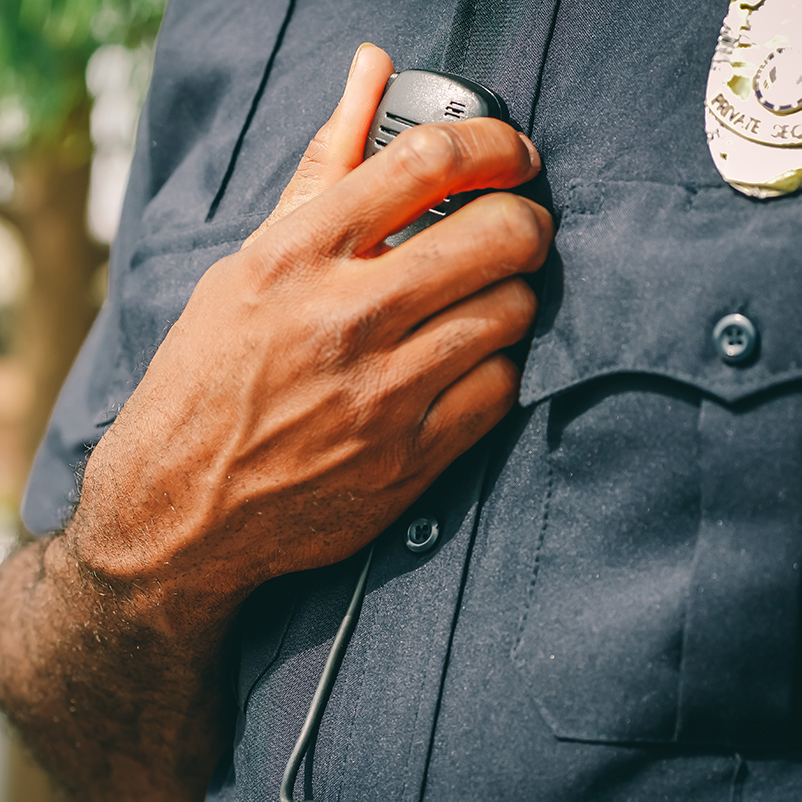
[521,180,802,406]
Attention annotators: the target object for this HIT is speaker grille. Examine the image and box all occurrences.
[444,101,467,120]
[374,112,421,149]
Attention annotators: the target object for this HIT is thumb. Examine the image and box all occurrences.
[242,43,395,249]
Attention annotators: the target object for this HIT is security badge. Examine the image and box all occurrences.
[706,0,802,198]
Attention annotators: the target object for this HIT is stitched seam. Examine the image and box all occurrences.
[512,460,554,657]
[206,0,297,222]
[130,229,258,266]
[523,367,802,407]
[400,562,452,801]
[523,0,563,136]
[400,615,432,800]
[562,181,606,220]
[441,0,479,74]
[136,181,729,264]
[673,397,705,742]
[417,444,493,801]
[462,1,480,74]
[242,587,301,712]
[142,234,248,254]
[572,178,727,190]
[729,753,748,802]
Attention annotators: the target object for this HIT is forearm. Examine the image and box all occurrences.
[0,531,232,801]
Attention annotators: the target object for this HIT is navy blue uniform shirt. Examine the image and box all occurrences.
[23,0,802,798]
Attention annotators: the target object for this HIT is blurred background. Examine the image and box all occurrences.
[0,1,166,798]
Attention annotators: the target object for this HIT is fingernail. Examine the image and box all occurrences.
[518,132,541,170]
[348,42,373,83]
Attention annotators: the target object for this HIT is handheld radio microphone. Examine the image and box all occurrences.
[364,69,509,245]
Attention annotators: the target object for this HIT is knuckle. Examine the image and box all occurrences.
[390,125,462,188]
[491,355,522,399]
[474,195,550,273]
[533,203,556,248]
[208,250,279,300]
[501,278,538,329]
[494,194,543,248]
[243,231,301,286]
[324,372,420,486]
[297,134,330,177]
[378,437,419,485]
[424,329,466,368]
[309,298,386,369]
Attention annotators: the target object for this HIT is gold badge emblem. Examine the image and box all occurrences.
[706,0,802,198]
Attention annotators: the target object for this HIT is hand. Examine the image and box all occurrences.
[71,45,553,631]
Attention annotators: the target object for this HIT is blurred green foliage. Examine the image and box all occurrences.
[0,0,166,155]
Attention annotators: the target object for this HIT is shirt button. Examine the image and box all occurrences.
[405,517,440,553]
[712,313,758,364]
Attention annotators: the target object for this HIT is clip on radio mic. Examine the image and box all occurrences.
[363,69,509,246]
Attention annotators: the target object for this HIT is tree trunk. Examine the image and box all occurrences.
[1,110,107,467]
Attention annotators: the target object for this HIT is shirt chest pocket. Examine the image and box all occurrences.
[510,179,802,750]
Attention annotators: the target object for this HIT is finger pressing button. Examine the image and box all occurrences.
[712,314,758,364]
[406,517,440,553]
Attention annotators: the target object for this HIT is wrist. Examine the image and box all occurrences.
[65,486,240,645]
